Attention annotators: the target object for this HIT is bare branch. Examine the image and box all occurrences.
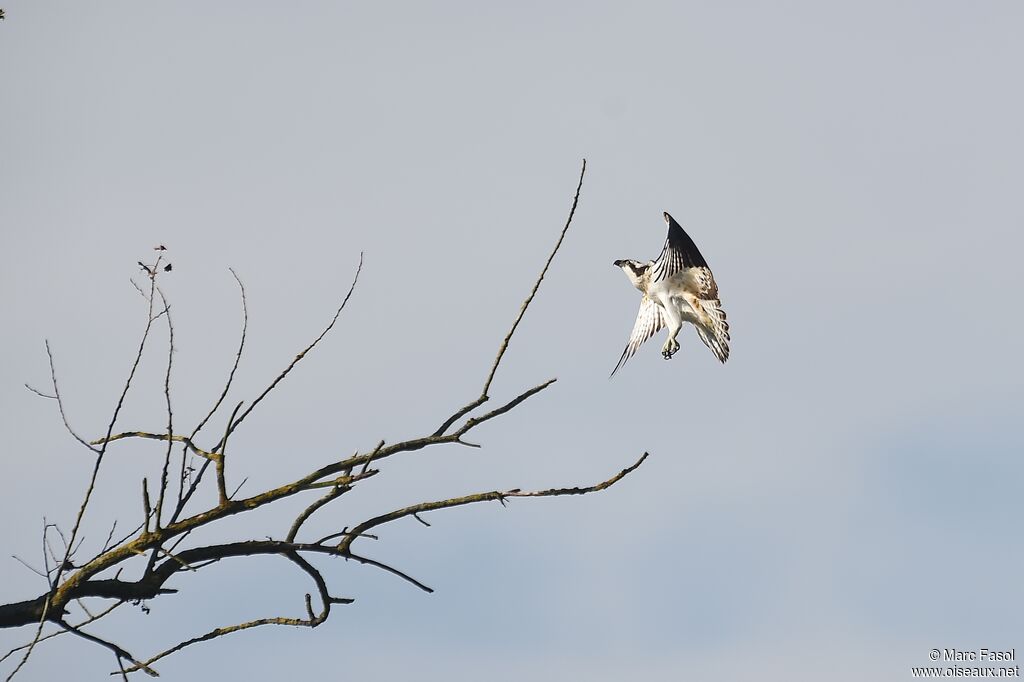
[11,263,166,680]
[172,268,249,517]
[434,158,586,436]
[55,620,156,677]
[481,158,585,397]
[454,378,557,435]
[89,432,214,458]
[23,384,56,400]
[40,340,99,454]
[312,530,378,545]
[0,602,124,666]
[9,557,46,579]
[60,263,164,580]
[227,477,247,500]
[189,269,249,440]
[359,440,385,476]
[214,402,243,506]
[0,164,655,680]
[121,549,352,674]
[342,552,434,593]
[141,481,151,534]
[287,486,345,543]
[338,451,647,553]
[432,396,487,438]
[100,521,119,555]
[153,286,176,528]
[219,252,363,445]
[504,452,649,497]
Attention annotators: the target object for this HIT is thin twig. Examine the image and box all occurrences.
[154,287,175,528]
[359,440,385,476]
[287,487,345,543]
[504,453,648,497]
[455,379,556,436]
[228,477,248,500]
[342,552,434,593]
[74,599,94,620]
[433,159,585,437]
[100,521,119,555]
[55,620,156,677]
[9,556,46,579]
[481,158,585,397]
[23,384,56,400]
[432,396,488,438]
[219,253,363,446]
[174,268,249,513]
[188,270,248,445]
[337,451,647,556]
[41,341,99,453]
[313,530,378,545]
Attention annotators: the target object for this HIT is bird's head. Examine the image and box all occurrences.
[613,258,645,271]
[614,259,648,290]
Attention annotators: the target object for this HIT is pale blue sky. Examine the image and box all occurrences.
[1,2,1022,680]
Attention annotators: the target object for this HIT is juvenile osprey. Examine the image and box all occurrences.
[612,212,730,375]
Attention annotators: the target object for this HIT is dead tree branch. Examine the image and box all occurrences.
[1,160,646,679]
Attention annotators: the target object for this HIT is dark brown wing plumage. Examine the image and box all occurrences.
[648,212,709,283]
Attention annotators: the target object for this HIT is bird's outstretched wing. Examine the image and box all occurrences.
[611,295,665,376]
[649,212,709,283]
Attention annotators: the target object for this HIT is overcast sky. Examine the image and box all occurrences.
[1,2,1022,680]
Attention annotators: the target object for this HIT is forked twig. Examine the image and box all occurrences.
[434,158,586,437]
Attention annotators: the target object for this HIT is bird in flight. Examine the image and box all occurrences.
[611,212,730,375]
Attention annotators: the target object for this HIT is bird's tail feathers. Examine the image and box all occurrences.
[696,299,730,363]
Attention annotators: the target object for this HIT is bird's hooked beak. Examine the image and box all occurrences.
[613,259,626,267]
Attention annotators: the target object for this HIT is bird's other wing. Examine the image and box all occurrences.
[611,295,666,376]
[649,212,709,283]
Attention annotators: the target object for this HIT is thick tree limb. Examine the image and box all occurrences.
[4,449,646,631]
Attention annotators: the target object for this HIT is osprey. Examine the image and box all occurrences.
[611,212,730,375]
